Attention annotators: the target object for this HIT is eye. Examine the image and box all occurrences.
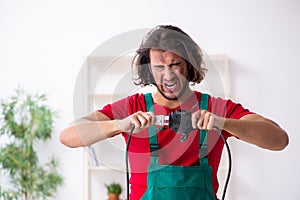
[170,62,181,69]
[152,65,164,70]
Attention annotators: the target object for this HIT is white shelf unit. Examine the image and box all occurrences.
[82,54,230,200]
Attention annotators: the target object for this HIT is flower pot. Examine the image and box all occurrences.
[107,193,120,200]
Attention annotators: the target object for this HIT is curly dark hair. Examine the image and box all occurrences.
[132,25,207,86]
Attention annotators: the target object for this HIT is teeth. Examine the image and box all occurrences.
[165,82,176,88]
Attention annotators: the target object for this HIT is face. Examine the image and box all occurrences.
[149,49,190,100]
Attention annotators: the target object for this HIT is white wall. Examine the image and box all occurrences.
[0,0,299,199]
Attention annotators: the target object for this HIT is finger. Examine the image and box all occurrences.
[202,112,211,130]
[131,114,142,128]
[141,112,152,127]
[207,114,215,130]
[136,112,148,128]
[197,110,206,129]
[191,111,200,129]
[147,112,155,126]
[136,112,154,128]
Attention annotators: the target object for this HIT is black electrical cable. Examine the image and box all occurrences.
[125,125,135,200]
[125,124,231,200]
[214,126,232,200]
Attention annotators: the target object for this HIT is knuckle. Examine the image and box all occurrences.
[200,110,206,115]
[205,112,210,117]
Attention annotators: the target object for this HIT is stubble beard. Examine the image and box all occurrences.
[156,81,190,101]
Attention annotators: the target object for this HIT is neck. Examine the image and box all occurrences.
[152,88,194,109]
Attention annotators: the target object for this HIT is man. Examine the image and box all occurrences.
[60,25,288,199]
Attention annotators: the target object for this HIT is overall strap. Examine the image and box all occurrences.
[199,93,209,165]
[144,93,210,165]
[144,93,159,159]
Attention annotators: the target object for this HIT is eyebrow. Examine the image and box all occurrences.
[151,64,164,67]
[151,61,181,68]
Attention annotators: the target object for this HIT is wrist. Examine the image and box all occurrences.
[114,119,130,133]
[98,120,123,137]
[113,120,122,132]
[214,116,226,129]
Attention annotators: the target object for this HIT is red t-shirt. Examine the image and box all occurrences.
[98,91,253,199]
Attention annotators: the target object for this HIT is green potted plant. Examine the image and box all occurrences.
[105,182,122,200]
[0,88,63,200]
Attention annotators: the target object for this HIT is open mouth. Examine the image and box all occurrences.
[164,82,178,92]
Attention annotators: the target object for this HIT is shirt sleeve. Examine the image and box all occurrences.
[97,96,130,120]
[210,96,254,138]
[210,97,254,119]
[96,93,146,120]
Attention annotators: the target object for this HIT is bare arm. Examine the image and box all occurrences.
[59,111,154,148]
[59,112,120,148]
[222,114,289,150]
[192,111,289,151]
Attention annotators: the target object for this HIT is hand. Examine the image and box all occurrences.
[115,111,155,133]
[191,110,224,130]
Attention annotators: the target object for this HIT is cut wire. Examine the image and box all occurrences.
[214,126,232,200]
[125,124,232,200]
[125,125,135,200]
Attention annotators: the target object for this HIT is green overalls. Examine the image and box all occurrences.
[141,93,216,200]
